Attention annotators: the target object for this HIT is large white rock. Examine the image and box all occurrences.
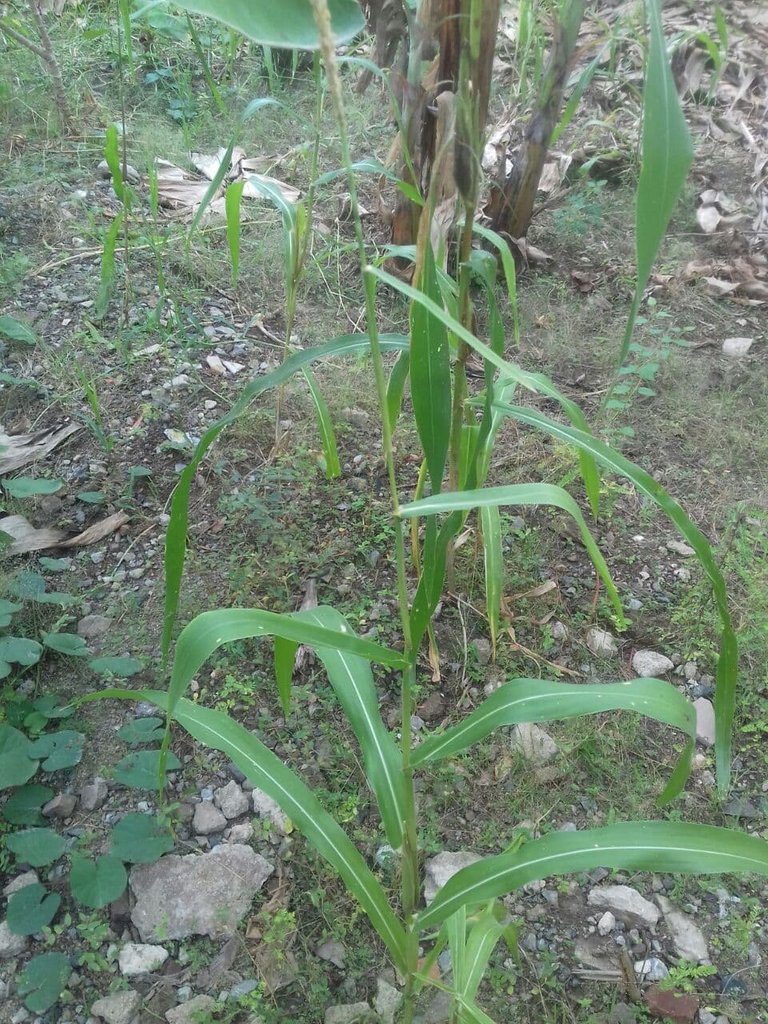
[510,722,559,764]
[587,885,660,927]
[130,844,273,940]
[586,627,618,657]
[655,894,710,962]
[632,650,674,677]
[694,697,716,746]
[118,942,169,976]
[423,850,482,904]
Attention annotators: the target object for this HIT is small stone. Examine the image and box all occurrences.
[3,870,39,896]
[597,911,616,936]
[587,886,660,927]
[473,639,491,665]
[634,958,669,982]
[586,627,618,657]
[374,978,402,1024]
[551,621,568,641]
[42,793,77,819]
[252,788,291,834]
[654,895,709,962]
[91,990,143,1024]
[424,851,482,904]
[77,614,113,639]
[666,540,695,558]
[0,919,29,958]
[683,662,698,680]
[721,337,753,357]
[193,802,227,835]
[694,698,716,746]
[316,938,346,968]
[214,780,249,820]
[340,408,370,429]
[631,650,674,677]
[510,722,559,764]
[165,996,216,1024]
[80,778,109,812]
[118,943,169,976]
[644,985,698,1022]
[324,1003,372,1024]
[227,821,254,844]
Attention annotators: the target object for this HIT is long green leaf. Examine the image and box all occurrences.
[620,0,694,363]
[368,266,600,515]
[165,0,364,48]
[386,350,410,432]
[412,676,695,804]
[225,180,245,285]
[480,505,502,657]
[167,606,407,718]
[419,822,768,930]
[410,241,452,491]
[162,333,408,662]
[459,906,507,1009]
[87,689,407,972]
[493,403,737,794]
[303,368,341,479]
[399,485,624,624]
[299,607,406,848]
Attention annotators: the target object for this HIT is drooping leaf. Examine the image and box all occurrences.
[28,731,85,772]
[88,655,143,677]
[17,953,71,1013]
[410,240,451,492]
[112,749,181,789]
[69,853,128,909]
[620,0,694,363]
[162,334,408,662]
[2,784,53,825]
[166,0,364,48]
[385,350,410,432]
[6,827,67,867]
[2,477,63,499]
[480,505,503,657]
[303,368,341,480]
[399,484,623,624]
[116,718,165,746]
[494,402,737,794]
[6,883,61,935]
[42,632,90,657]
[412,676,696,804]
[0,724,38,788]
[110,813,174,863]
[83,687,408,973]
[418,822,768,930]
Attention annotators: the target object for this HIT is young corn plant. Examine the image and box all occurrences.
[88,1,767,1021]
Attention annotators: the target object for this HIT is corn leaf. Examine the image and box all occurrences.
[412,676,695,805]
[303,368,341,479]
[493,402,737,794]
[480,506,502,657]
[419,822,768,930]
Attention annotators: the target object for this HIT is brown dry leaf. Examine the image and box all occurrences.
[0,422,80,475]
[0,516,67,555]
[60,512,129,547]
[571,269,598,293]
[190,147,301,204]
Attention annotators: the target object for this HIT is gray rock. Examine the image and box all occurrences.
[633,957,668,982]
[80,778,109,812]
[214,780,249,820]
[165,996,216,1024]
[655,895,709,962]
[666,540,695,557]
[424,851,482,904]
[510,722,558,764]
[118,943,169,976]
[77,614,113,640]
[91,990,142,1024]
[587,886,659,927]
[324,1003,372,1024]
[316,938,346,968]
[586,627,618,658]
[694,698,715,746]
[551,621,568,641]
[226,821,254,844]
[473,639,491,665]
[3,871,39,896]
[683,661,698,680]
[374,978,402,1024]
[722,336,753,357]
[193,801,227,836]
[251,788,291,834]
[597,911,616,936]
[0,920,29,959]
[631,650,674,677]
[42,793,77,819]
[130,844,273,940]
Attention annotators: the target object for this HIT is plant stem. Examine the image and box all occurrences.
[26,0,74,132]
[309,1,419,1016]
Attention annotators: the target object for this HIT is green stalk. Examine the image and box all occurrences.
[309,2,419,1017]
